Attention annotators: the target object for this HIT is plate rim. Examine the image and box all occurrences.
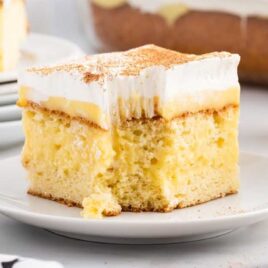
[23,32,84,57]
[0,32,84,83]
[0,119,22,127]
[0,104,20,111]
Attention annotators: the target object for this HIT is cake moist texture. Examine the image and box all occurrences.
[18,45,240,218]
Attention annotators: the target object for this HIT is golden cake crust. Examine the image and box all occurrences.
[27,190,120,216]
[18,100,107,131]
[19,99,238,131]
[28,188,237,215]
[28,189,82,208]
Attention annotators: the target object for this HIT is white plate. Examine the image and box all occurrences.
[0,105,21,122]
[0,83,18,96]
[0,93,18,106]
[0,33,84,83]
[0,120,24,148]
[0,152,267,244]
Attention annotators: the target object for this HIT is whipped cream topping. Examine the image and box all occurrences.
[19,45,240,128]
[94,0,268,18]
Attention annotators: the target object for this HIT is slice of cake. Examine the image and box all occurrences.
[0,0,28,71]
[18,45,240,218]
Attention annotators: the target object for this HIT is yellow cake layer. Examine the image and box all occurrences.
[0,0,27,71]
[21,104,239,218]
[18,86,239,129]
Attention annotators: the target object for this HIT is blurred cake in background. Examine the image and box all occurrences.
[0,0,28,71]
[83,0,268,85]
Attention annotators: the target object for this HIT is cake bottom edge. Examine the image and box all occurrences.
[27,189,238,216]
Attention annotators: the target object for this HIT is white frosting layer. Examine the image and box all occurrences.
[127,0,268,17]
[19,53,240,128]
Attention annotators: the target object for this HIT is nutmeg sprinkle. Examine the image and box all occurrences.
[27,45,233,84]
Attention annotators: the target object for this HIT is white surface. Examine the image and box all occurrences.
[0,254,63,268]
[0,105,21,122]
[0,120,23,149]
[0,152,267,245]
[20,47,239,129]
[0,33,84,83]
[0,93,18,106]
[0,215,267,268]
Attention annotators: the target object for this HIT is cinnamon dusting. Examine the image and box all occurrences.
[26,45,233,83]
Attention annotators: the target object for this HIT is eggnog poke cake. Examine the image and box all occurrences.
[18,45,240,218]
